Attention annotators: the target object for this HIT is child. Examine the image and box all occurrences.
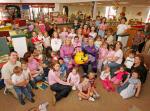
[97,42,108,73]
[124,51,135,71]
[51,51,59,63]
[105,28,114,45]
[72,19,80,31]
[59,58,68,81]
[98,17,107,38]
[88,72,100,98]
[21,61,38,89]
[89,26,97,39]
[51,31,62,52]
[82,37,89,49]
[94,36,102,50]
[31,31,43,52]
[78,77,95,102]
[68,28,76,40]
[82,24,90,37]
[43,32,51,49]
[100,65,114,91]
[38,20,46,33]
[111,65,129,85]
[103,44,115,66]
[11,66,35,105]
[59,27,68,42]
[72,36,81,48]
[32,48,43,64]
[132,29,145,53]
[37,31,44,41]
[117,70,141,99]
[67,67,80,90]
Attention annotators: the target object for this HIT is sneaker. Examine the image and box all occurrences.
[93,94,97,99]
[20,100,25,105]
[72,86,76,90]
[88,97,95,102]
[79,97,82,101]
[95,94,100,98]
[29,98,35,103]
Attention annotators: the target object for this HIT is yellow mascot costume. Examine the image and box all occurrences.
[74,51,88,65]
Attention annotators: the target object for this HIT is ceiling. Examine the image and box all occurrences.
[0,0,150,6]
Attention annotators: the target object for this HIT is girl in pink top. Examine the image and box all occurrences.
[48,62,71,102]
[103,45,115,66]
[67,67,80,90]
[111,65,129,85]
[60,39,74,69]
[98,17,107,37]
[59,27,69,42]
[38,20,46,33]
[72,36,82,48]
[97,42,108,73]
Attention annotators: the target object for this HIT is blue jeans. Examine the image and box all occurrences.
[31,75,44,83]
[14,86,32,103]
[50,83,72,101]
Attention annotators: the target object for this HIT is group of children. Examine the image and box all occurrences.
[3,16,146,106]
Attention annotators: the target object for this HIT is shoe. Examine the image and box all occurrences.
[52,94,56,106]
[72,86,76,90]
[79,97,82,101]
[88,97,95,102]
[29,98,35,103]
[20,100,25,105]
[31,91,35,97]
[96,94,100,98]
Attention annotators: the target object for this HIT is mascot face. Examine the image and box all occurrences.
[74,51,88,65]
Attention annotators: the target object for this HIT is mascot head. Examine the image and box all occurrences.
[74,51,88,65]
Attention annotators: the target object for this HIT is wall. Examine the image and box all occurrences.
[62,4,150,22]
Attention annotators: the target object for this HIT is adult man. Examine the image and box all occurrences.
[1,51,21,98]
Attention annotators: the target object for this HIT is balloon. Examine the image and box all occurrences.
[74,51,88,65]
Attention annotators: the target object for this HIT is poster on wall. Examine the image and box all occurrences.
[12,36,27,58]
[0,37,10,56]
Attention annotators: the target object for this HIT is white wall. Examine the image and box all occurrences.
[63,4,150,22]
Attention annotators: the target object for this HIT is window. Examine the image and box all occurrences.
[105,6,117,19]
[146,9,150,23]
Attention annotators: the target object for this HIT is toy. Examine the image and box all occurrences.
[74,51,88,65]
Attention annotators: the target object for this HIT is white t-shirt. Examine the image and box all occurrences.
[11,73,26,85]
[117,24,130,35]
[43,37,51,47]
[89,32,97,39]
[114,49,123,64]
[23,68,30,80]
[100,71,111,80]
[106,35,114,45]
[1,61,21,88]
[51,38,62,52]
[124,57,135,69]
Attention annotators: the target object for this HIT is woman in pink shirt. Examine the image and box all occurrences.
[48,62,71,103]
[60,39,74,70]
[59,27,69,42]
[23,52,44,87]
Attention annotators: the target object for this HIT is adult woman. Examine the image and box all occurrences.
[82,38,98,75]
[131,55,147,84]
[143,23,150,54]
[108,41,123,75]
[60,39,74,70]
[48,62,71,104]
[23,52,44,84]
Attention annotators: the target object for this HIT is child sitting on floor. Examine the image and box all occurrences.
[100,65,114,91]
[124,50,135,72]
[111,65,129,85]
[67,67,80,90]
[88,72,100,98]
[59,58,68,81]
[117,70,141,99]
[11,66,35,105]
[78,77,95,102]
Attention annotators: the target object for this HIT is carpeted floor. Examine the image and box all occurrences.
[0,74,150,111]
